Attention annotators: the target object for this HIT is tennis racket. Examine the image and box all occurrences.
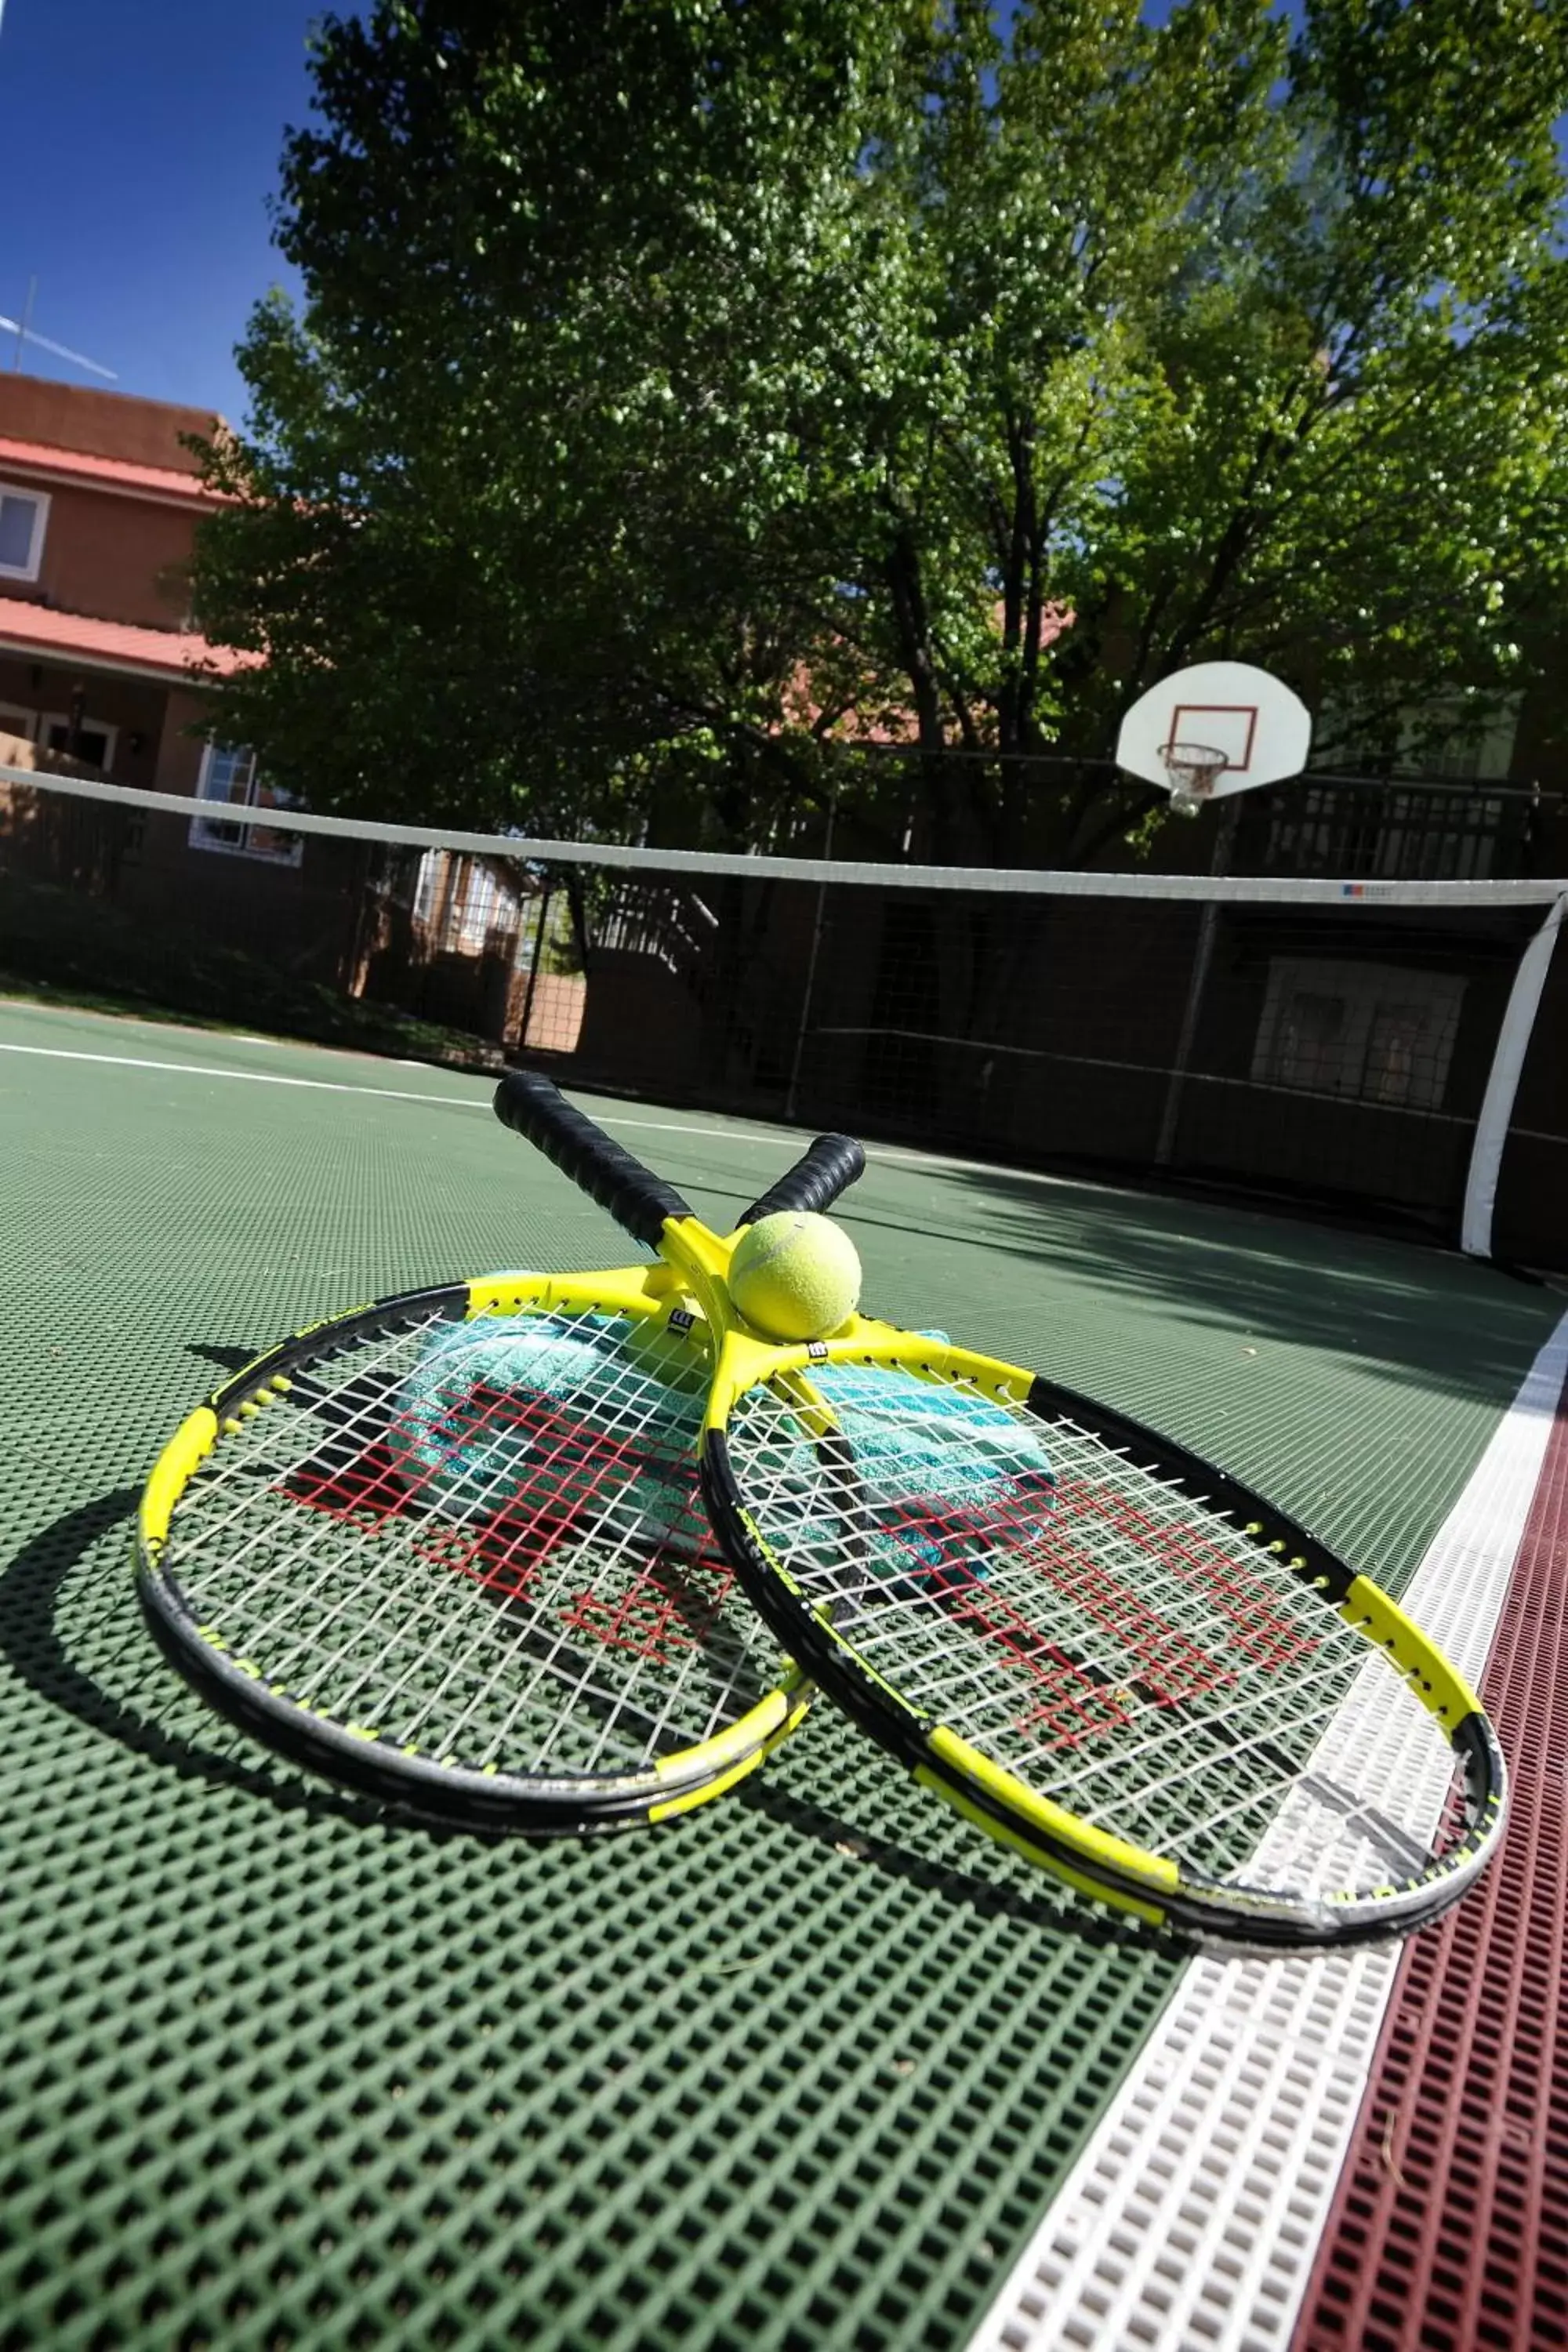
[136,1123,864,1833]
[497,1074,1508,1948]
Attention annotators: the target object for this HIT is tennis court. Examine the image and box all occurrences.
[2,993,1563,2350]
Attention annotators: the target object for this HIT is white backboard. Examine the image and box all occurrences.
[1115,662,1313,800]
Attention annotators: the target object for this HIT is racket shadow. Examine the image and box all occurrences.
[0,1484,419,1831]
[738,1772,1174,1955]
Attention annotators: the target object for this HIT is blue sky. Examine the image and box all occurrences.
[0,0,1301,426]
[0,1,1558,428]
[0,0,314,421]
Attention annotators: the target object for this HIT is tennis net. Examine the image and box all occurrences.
[2,763,1563,1267]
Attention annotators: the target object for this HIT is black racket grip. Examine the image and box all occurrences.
[741,1134,865,1225]
[493,1071,690,1247]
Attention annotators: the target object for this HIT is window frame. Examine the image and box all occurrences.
[448,862,517,955]
[188,742,303,868]
[0,481,49,583]
[42,712,119,772]
[1251,956,1466,1113]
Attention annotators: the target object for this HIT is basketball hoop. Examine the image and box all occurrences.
[1116,664,1312,804]
[1160,742,1228,818]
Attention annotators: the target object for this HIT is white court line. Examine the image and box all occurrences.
[0,1031,1125,1199]
[0,1038,488,1109]
[0,1038,825,1157]
[963,1305,1568,2352]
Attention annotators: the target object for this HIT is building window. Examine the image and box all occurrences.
[190,742,303,866]
[412,850,441,926]
[0,703,35,742]
[410,852,521,952]
[1253,957,1465,1113]
[448,863,516,953]
[0,483,49,582]
[43,713,118,772]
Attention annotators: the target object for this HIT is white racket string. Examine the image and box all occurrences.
[167,1301,786,1779]
[724,1363,1467,1898]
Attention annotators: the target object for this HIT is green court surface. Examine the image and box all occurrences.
[2,998,1559,2352]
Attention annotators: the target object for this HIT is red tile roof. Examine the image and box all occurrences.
[780,605,1074,744]
[0,596,256,681]
[0,433,225,506]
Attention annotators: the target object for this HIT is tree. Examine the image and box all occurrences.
[194,0,1568,862]
[193,0,939,840]
[1047,0,1568,800]
[833,0,1568,858]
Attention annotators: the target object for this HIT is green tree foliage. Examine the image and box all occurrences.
[193,0,1568,860]
[1051,0,1568,793]
[194,0,939,837]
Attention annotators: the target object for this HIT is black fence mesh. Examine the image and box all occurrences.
[2,765,1563,1265]
[528,868,1552,1246]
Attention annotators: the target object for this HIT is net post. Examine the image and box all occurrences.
[1153,797,1243,1170]
[784,783,837,1123]
[1460,891,1566,1259]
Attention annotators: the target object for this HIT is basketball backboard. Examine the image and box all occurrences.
[1115,662,1313,813]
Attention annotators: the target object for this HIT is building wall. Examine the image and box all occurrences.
[155,687,210,794]
[0,372,228,799]
[0,377,216,474]
[1,477,200,632]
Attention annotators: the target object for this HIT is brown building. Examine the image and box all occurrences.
[0,373,248,790]
[0,371,359,989]
[0,373,542,1041]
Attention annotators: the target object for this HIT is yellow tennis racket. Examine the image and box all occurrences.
[136,1121,862,1832]
[499,1074,1508,1948]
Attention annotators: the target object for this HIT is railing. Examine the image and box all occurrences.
[1240,775,1544,883]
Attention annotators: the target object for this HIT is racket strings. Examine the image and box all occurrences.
[168,1303,786,1781]
[726,1365,1461,1896]
[194,1402,728,1759]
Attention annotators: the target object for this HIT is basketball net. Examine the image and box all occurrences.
[1160,742,1228,818]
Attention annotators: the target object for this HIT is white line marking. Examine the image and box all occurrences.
[0,1040,840,1160]
[0,1040,487,1108]
[0,1033,1098,1194]
[963,1305,1568,2352]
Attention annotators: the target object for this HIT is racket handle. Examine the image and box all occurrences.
[741,1134,864,1225]
[494,1071,691,1247]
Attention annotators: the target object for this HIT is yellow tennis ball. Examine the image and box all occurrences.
[728,1211,862,1342]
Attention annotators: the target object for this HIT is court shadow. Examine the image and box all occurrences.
[188,1341,265,1376]
[739,1774,1177,1958]
[866,1160,1555,1408]
[0,1486,1176,1962]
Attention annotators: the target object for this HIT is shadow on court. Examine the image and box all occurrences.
[0,1485,387,1829]
[739,1776,1172,1958]
[849,1157,1553,1409]
[0,1479,1171,1966]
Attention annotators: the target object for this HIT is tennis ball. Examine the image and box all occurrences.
[728,1211,862,1342]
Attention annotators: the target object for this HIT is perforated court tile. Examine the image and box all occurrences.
[2,1004,1559,2351]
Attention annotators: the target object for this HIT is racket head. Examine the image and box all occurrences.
[695,1319,1508,1949]
[137,1267,809,1834]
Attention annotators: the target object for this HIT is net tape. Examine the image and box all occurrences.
[5,764,1562,907]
